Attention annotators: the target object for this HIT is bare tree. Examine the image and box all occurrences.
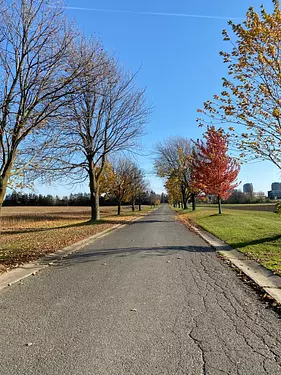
[128,164,146,211]
[136,179,149,211]
[154,137,193,209]
[60,47,150,221]
[0,0,87,207]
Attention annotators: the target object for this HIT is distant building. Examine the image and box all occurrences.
[253,192,266,200]
[272,182,281,191]
[268,190,281,199]
[268,182,281,199]
[243,183,253,195]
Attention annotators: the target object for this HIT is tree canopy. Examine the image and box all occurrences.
[197,0,281,168]
[191,127,240,214]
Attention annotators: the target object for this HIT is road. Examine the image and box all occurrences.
[1,205,281,374]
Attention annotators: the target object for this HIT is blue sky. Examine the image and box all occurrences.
[39,0,280,196]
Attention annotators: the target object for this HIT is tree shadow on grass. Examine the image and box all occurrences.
[209,213,232,217]
[1,219,112,236]
[1,212,91,222]
[2,215,176,236]
[231,233,281,249]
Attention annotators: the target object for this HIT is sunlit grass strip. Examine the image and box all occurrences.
[176,206,281,276]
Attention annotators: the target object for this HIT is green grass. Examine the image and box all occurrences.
[175,206,281,275]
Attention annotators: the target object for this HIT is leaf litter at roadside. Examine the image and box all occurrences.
[0,206,151,274]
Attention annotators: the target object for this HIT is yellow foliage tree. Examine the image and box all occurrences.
[154,137,195,209]
[165,176,182,207]
[106,158,134,215]
[198,0,281,168]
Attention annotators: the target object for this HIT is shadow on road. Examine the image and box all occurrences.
[131,220,175,224]
[55,245,214,268]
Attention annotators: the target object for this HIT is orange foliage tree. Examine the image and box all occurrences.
[191,127,240,214]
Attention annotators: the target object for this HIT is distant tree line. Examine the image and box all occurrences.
[3,190,163,208]
[222,190,268,204]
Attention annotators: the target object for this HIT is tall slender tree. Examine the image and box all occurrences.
[128,165,145,212]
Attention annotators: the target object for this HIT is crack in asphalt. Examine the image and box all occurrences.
[200,255,281,364]
[181,252,281,373]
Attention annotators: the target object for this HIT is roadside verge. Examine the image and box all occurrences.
[178,214,281,305]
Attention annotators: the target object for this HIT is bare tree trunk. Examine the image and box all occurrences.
[191,193,196,211]
[88,160,100,221]
[89,184,100,221]
[117,202,121,216]
[218,195,222,214]
[0,177,7,209]
[0,162,14,209]
[94,187,100,220]
[132,197,135,211]
[139,202,141,211]
[181,187,187,209]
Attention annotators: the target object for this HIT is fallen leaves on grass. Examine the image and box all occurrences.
[0,222,111,272]
[0,207,151,273]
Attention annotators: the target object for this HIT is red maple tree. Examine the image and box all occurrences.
[191,126,240,214]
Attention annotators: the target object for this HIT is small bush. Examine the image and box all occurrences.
[275,202,281,214]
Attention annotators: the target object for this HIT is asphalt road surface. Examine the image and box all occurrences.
[1,204,281,375]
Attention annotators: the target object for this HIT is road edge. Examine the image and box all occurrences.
[177,212,281,304]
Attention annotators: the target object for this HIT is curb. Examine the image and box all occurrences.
[0,215,143,292]
[180,216,281,305]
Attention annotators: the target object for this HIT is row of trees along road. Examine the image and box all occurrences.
[158,0,281,214]
[155,127,240,214]
[0,0,150,221]
[104,158,148,215]
[98,158,151,215]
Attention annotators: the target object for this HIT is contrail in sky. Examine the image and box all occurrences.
[56,6,241,20]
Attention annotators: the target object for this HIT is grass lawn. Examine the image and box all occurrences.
[0,205,154,273]
[175,205,281,275]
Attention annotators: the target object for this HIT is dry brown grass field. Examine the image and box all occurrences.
[0,205,152,273]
